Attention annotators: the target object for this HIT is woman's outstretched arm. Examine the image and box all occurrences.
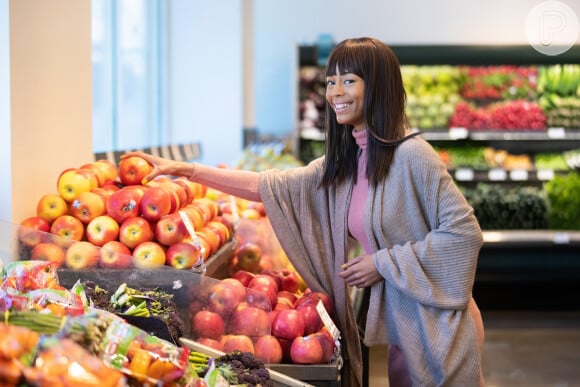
[122,151,262,202]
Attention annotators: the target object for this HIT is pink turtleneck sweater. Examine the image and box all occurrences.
[348,129,373,254]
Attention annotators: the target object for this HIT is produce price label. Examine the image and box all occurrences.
[316,299,340,342]
[547,127,566,139]
[509,169,528,181]
[488,169,507,181]
[448,127,469,140]
[553,232,570,245]
[455,168,474,181]
[537,169,555,181]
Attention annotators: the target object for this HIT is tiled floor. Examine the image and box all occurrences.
[369,310,580,387]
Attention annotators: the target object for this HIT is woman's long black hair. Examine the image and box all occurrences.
[321,37,416,187]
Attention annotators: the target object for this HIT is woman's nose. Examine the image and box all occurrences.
[331,83,343,96]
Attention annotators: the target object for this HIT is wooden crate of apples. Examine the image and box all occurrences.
[16,156,234,271]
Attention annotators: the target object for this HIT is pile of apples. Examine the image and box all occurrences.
[18,156,234,270]
[189,268,337,365]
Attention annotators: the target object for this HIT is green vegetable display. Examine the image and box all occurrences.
[462,184,549,230]
[544,172,580,230]
[534,153,570,171]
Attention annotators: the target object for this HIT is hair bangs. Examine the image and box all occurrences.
[325,42,365,78]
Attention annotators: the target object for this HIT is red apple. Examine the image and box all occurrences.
[214,214,235,237]
[86,215,120,247]
[154,213,187,247]
[107,187,142,223]
[69,191,106,224]
[265,268,301,294]
[229,304,271,337]
[240,208,261,220]
[312,330,336,363]
[31,242,66,267]
[246,288,275,312]
[80,162,108,187]
[36,193,68,223]
[296,300,323,335]
[120,184,147,201]
[192,310,225,340]
[294,291,334,314]
[195,337,224,352]
[248,274,279,309]
[205,220,231,245]
[274,297,294,311]
[195,228,220,256]
[65,241,100,270]
[246,201,266,217]
[183,233,211,261]
[166,242,202,270]
[189,200,212,225]
[271,309,305,341]
[254,335,283,364]
[206,279,246,317]
[193,198,219,221]
[181,205,206,231]
[140,186,172,222]
[100,240,132,269]
[93,159,119,185]
[18,216,51,247]
[118,156,152,186]
[277,290,298,305]
[50,215,84,244]
[231,270,255,287]
[132,241,166,269]
[235,242,263,273]
[173,177,195,205]
[57,168,95,203]
[221,334,254,354]
[161,180,188,210]
[290,334,324,364]
[179,178,205,200]
[119,216,153,249]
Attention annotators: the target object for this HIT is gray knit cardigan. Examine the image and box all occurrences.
[259,135,483,387]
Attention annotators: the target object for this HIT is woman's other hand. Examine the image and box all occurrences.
[339,254,383,288]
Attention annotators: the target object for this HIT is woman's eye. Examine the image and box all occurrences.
[326,79,335,86]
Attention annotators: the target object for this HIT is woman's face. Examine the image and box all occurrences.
[326,66,367,131]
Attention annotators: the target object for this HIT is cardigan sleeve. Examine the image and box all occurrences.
[370,138,483,309]
[258,158,365,387]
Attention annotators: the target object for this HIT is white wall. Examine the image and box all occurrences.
[1,0,92,224]
[253,0,580,135]
[167,0,243,167]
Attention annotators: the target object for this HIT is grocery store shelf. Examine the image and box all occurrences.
[452,168,569,183]
[299,44,580,67]
[420,127,580,142]
[301,128,580,143]
[482,230,580,247]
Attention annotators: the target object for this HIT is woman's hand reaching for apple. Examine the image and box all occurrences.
[121,151,194,184]
[338,254,383,288]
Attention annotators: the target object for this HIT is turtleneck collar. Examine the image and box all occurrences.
[352,128,367,150]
